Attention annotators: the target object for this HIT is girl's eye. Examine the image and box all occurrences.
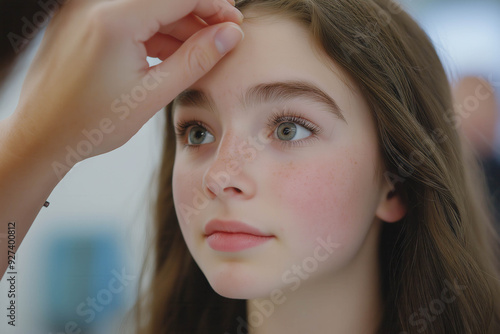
[188,125,215,145]
[174,110,321,150]
[275,122,312,141]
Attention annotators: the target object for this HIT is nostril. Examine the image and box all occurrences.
[224,187,242,194]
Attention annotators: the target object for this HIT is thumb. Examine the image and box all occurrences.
[146,22,244,110]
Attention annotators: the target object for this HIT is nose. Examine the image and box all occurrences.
[202,131,257,200]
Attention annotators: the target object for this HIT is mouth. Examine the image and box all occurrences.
[204,219,275,252]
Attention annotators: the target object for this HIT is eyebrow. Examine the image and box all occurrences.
[173,80,346,122]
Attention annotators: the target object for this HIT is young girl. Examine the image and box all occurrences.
[132,0,500,333]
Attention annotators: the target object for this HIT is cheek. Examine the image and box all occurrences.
[271,149,379,247]
[172,161,205,238]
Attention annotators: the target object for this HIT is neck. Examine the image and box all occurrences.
[246,221,383,334]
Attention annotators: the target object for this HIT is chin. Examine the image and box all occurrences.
[203,264,276,300]
[211,283,253,299]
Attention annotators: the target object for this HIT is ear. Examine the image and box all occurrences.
[375,180,407,223]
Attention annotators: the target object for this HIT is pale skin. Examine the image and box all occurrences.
[0,0,244,278]
[172,15,406,334]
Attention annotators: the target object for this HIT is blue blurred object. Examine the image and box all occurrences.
[42,227,125,333]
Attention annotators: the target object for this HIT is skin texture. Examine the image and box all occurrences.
[172,16,406,333]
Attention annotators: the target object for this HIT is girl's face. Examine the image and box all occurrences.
[172,16,399,299]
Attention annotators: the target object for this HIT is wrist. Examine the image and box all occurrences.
[1,110,76,180]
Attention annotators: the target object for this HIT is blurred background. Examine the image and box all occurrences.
[0,0,499,333]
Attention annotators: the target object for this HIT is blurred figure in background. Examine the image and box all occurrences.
[405,0,500,228]
[453,76,500,225]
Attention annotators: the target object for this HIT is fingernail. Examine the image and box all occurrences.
[215,24,244,55]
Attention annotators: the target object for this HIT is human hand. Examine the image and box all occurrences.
[9,0,244,172]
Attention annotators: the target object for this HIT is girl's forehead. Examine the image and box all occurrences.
[179,18,360,114]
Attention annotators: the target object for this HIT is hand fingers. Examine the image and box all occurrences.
[139,22,244,120]
[158,14,208,41]
[118,0,243,42]
[189,0,243,25]
[162,0,243,25]
[144,33,182,60]
[147,13,215,61]
[148,13,209,60]
[200,4,243,25]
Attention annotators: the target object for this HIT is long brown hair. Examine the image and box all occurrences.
[132,0,500,333]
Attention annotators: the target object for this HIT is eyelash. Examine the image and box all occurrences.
[174,109,322,151]
[266,109,322,149]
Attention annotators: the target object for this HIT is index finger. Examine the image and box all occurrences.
[118,0,243,41]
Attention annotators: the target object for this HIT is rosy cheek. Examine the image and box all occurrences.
[272,153,371,246]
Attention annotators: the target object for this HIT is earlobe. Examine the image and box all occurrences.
[375,186,407,223]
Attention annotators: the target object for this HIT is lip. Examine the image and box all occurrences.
[204,219,274,252]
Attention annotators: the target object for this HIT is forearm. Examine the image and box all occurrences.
[0,114,70,279]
